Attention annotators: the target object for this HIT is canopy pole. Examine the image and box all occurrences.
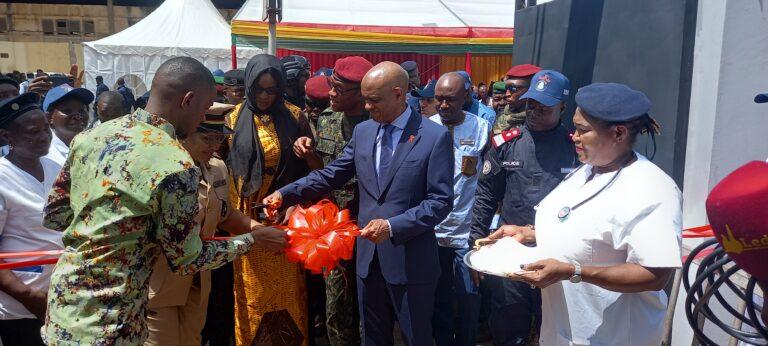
[267,11,277,55]
[231,34,237,69]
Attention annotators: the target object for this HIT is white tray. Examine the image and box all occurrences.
[463,237,547,279]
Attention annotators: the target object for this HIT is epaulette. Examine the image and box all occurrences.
[491,128,522,148]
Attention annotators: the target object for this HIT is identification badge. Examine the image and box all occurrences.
[502,160,523,169]
[461,156,478,176]
[459,139,475,146]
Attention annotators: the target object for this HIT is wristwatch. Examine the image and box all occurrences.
[569,262,582,283]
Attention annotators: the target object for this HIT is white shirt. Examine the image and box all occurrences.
[0,156,64,320]
[534,153,682,346]
[45,132,69,166]
[429,112,490,248]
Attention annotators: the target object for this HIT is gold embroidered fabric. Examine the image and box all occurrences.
[227,102,308,346]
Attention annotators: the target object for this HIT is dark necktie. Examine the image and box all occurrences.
[377,124,394,189]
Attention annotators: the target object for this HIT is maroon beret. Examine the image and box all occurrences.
[706,161,768,281]
[305,75,331,100]
[506,64,541,78]
[333,56,374,83]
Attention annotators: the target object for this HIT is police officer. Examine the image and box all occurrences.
[222,69,246,106]
[146,103,287,346]
[281,55,312,109]
[493,64,541,135]
[469,70,577,345]
[293,56,374,345]
[303,75,332,139]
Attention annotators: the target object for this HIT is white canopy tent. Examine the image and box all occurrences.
[83,0,261,96]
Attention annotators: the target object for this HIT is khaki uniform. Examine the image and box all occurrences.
[145,158,232,346]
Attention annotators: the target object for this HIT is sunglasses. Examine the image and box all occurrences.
[507,84,530,92]
[251,87,280,96]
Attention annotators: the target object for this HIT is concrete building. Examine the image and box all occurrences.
[0,0,242,73]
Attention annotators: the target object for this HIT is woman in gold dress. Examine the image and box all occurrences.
[228,54,312,345]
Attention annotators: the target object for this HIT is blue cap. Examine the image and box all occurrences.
[42,84,95,112]
[520,70,570,107]
[575,83,651,122]
[412,79,436,99]
[212,69,225,77]
[755,93,768,103]
[454,71,472,91]
[401,61,418,73]
[314,67,333,77]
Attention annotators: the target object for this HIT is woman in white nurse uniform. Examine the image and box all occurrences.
[0,93,64,345]
[477,83,682,346]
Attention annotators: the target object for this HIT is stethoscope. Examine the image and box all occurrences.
[556,153,635,222]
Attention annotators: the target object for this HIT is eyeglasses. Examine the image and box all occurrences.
[507,84,530,92]
[54,107,87,117]
[305,100,329,110]
[327,77,360,95]
[251,87,280,96]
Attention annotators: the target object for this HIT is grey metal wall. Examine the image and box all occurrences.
[513,0,697,185]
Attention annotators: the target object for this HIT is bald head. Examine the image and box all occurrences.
[361,62,410,123]
[151,57,215,98]
[435,72,470,121]
[97,91,125,123]
[146,57,217,139]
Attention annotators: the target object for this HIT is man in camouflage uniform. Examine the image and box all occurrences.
[492,64,541,135]
[303,75,332,139]
[293,56,374,345]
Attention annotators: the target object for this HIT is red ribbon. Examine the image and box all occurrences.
[281,200,360,275]
[682,225,714,238]
[0,221,710,271]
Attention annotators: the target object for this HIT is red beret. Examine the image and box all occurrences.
[333,56,374,83]
[705,161,768,281]
[506,64,541,78]
[305,75,331,100]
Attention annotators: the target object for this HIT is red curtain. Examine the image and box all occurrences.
[276,48,441,86]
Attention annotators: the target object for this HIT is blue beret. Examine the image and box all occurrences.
[401,61,418,73]
[0,93,41,128]
[454,71,472,91]
[411,79,436,99]
[575,83,651,122]
[755,93,768,103]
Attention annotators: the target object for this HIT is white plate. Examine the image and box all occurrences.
[463,237,547,279]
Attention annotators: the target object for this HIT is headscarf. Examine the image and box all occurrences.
[229,54,300,198]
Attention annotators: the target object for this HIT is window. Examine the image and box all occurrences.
[69,20,81,35]
[56,19,68,35]
[42,19,54,35]
[0,18,7,33]
[0,53,9,59]
[83,20,95,36]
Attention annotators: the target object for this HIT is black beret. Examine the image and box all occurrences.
[223,69,245,86]
[0,93,41,129]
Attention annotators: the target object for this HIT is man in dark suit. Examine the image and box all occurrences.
[264,61,454,345]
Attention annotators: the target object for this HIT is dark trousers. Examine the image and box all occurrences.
[358,256,437,346]
[0,318,45,346]
[486,276,542,345]
[202,261,235,346]
[432,246,480,346]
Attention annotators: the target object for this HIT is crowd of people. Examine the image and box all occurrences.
[0,53,685,346]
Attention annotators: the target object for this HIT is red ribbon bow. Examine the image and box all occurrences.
[282,200,360,275]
